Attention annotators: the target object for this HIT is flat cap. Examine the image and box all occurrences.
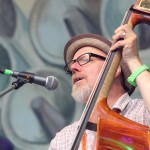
[64,33,135,95]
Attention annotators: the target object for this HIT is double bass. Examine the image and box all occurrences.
[71,0,150,149]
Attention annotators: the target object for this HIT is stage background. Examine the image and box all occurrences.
[0,0,149,149]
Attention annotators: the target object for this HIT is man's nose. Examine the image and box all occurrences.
[70,61,81,73]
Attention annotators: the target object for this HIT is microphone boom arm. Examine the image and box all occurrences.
[0,78,28,97]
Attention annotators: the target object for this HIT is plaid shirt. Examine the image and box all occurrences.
[48,93,150,150]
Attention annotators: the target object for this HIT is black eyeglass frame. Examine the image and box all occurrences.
[64,52,106,74]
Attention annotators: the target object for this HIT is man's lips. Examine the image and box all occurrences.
[73,76,84,84]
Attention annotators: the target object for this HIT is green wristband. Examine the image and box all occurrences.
[127,64,150,87]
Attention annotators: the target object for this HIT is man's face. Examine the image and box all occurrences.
[70,46,107,103]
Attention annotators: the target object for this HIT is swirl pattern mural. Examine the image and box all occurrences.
[0,0,149,149]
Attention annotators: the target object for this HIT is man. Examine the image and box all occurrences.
[49,24,150,149]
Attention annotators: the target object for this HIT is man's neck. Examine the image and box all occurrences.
[107,88,126,108]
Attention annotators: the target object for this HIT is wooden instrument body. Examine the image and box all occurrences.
[95,98,150,150]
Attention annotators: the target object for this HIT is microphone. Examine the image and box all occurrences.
[0,68,59,90]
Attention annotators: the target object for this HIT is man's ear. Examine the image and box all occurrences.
[115,66,121,77]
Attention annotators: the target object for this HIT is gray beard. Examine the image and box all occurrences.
[72,83,92,104]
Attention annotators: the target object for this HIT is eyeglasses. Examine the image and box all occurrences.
[64,52,106,74]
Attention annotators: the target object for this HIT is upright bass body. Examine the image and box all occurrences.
[95,98,150,150]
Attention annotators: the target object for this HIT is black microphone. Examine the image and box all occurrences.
[0,68,59,90]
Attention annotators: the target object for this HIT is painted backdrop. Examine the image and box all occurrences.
[0,0,149,150]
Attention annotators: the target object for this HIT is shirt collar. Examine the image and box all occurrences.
[112,93,131,112]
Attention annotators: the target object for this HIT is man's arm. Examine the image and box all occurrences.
[110,24,150,112]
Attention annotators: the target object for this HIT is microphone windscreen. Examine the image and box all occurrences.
[45,76,58,90]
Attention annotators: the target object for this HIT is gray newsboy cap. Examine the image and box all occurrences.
[64,33,135,95]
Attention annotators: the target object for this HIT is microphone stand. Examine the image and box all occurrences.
[0,79,28,97]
